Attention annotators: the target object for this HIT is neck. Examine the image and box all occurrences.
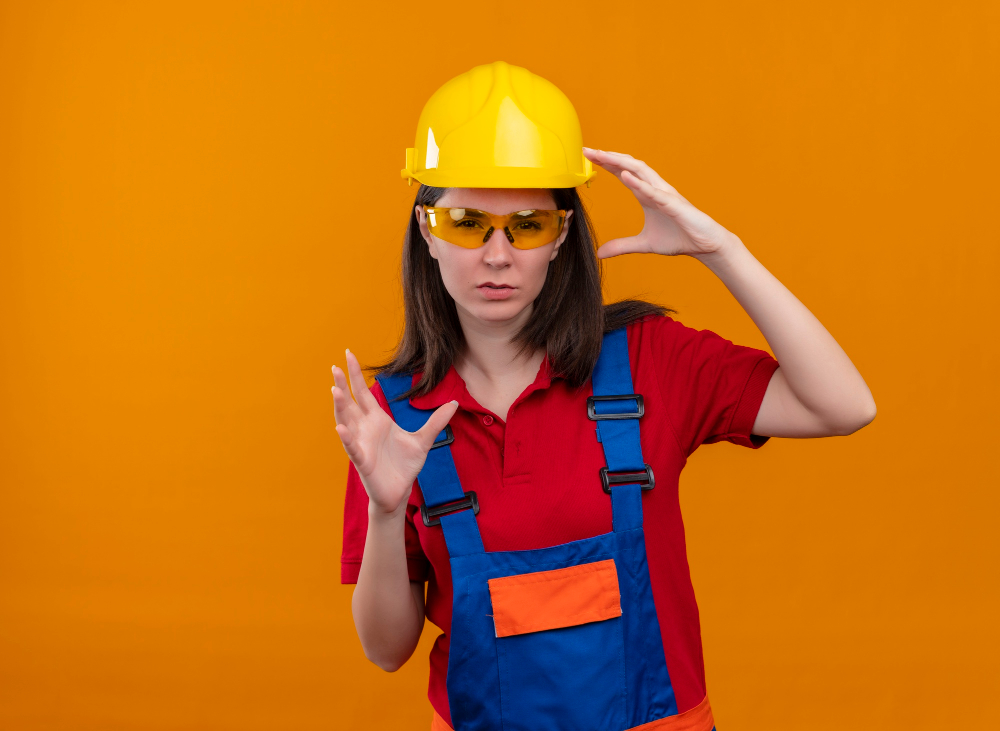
[453,303,544,384]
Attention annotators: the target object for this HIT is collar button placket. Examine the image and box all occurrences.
[490,419,506,483]
[502,410,516,481]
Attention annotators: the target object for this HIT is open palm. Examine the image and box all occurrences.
[332,350,459,516]
[583,148,736,259]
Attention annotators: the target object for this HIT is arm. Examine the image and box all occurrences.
[333,350,459,671]
[694,242,875,437]
[352,502,426,672]
[583,147,877,438]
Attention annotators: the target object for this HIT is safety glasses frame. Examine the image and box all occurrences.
[422,206,567,249]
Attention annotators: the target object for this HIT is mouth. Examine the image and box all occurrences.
[477,282,515,300]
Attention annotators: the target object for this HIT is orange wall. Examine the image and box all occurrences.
[1,1,997,728]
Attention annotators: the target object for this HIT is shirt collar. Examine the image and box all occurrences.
[409,353,556,413]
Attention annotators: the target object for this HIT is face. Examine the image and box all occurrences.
[415,188,574,328]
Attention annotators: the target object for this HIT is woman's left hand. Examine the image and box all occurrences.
[583,147,738,259]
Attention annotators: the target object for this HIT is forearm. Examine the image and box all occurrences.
[351,502,424,672]
[695,235,876,432]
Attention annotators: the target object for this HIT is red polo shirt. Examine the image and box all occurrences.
[341,313,780,725]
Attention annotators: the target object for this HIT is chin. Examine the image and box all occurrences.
[464,301,530,323]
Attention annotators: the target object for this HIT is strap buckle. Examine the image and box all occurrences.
[430,424,454,449]
[600,465,655,494]
[587,394,644,420]
[420,491,479,527]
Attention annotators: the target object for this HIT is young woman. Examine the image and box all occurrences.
[334,62,875,731]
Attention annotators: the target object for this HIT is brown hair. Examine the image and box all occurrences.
[371,184,675,398]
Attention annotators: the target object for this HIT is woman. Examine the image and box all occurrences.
[334,62,875,731]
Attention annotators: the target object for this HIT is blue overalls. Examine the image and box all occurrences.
[376,327,714,731]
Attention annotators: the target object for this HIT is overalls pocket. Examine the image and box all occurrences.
[489,559,627,731]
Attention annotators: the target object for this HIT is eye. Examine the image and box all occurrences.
[512,220,543,231]
[454,218,485,229]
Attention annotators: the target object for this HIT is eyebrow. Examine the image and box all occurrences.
[461,209,490,218]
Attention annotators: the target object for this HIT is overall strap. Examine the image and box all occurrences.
[374,373,485,556]
[590,327,652,532]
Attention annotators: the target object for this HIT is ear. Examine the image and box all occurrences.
[548,209,574,262]
[415,205,439,259]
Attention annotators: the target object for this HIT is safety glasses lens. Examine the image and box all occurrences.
[506,211,560,248]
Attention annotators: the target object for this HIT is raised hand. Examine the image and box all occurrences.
[332,350,459,517]
[583,147,738,259]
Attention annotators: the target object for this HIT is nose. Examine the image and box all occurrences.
[481,226,514,268]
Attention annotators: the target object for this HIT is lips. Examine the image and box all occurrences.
[477,282,515,300]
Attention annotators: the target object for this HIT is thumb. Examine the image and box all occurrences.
[597,236,648,259]
[416,400,460,450]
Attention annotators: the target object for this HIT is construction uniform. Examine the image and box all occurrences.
[342,315,779,729]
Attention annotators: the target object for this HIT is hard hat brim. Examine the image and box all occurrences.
[401,167,596,189]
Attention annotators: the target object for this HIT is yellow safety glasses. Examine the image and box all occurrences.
[423,206,567,249]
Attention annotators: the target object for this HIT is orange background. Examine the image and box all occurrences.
[1,1,998,729]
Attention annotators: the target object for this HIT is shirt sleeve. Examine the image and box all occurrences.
[642,314,780,457]
[339,379,431,585]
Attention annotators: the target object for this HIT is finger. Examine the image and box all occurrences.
[332,387,364,455]
[621,170,683,214]
[597,236,651,258]
[344,349,378,414]
[584,148,676,193]
[416,400,459,450]
[622,172,719,235]
[583,148,630,185]
[619,169,663,208]
[331,367,362,423]
[614,155,674,193]
[334,421,354,449]
[335,422,364,463]
[331,383,361,427]
[586,151,665,196]
[332,364,352,399]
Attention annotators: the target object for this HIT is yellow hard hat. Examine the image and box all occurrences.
[401,61,596,189]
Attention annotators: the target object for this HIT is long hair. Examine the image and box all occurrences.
[371,184,675,398]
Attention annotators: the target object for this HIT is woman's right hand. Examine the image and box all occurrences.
[332,349,459,517]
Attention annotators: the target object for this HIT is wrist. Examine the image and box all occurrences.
[368,497,409,525]
[691,233,750,273]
